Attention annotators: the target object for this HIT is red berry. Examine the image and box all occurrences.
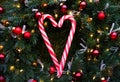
[79,1,87,10]
[97,11,106,20]
[24,31,31,39]
[92,49,100,57]
[110,32,118,40]
[49,66,56,74]
[61,5,67,14]
[12,27,22,35]
[0,6,4,14]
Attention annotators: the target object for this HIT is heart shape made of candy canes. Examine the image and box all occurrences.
[37,13,76,78]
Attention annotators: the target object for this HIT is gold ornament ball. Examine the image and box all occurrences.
[0,45,4,50]
[87,17,93,22]
[1,20,10,26]
[10,65,15,71]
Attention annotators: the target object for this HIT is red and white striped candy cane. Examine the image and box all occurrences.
[57,15,76,77]
[37,13,76,78]
[38,14,59,70]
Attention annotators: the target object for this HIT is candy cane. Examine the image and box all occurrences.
[57,15,76,77]
[38,14,59,70]
[37,13,76,78]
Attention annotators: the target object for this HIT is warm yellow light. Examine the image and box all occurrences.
[32,61,37,67]
[16,59,20,62]
[44,22,48,27]
[106,48,109,51]
[80,69,83,73]
[96,38,100,42]
[50,77,54,81]
[55,14,58,18]
[93,76,96,80]
[20,69,24,73]
[0,45,4,50]
[17,48,22,53]
[97,30,102,34]
[31,29,35,33]
[101,77,105,80]
[96,44,100,48]
[16,4,21,8]
[60,3,64,6]
[40,79,44,82]
[89,0,93,3]
[90,49,93,52]
[105,27,109,30]
[90,34,94,37]
[87,57,91,61]
[43,3,48,7]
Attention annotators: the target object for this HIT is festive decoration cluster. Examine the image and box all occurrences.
[12,26,31,39]
[0,0,120,82]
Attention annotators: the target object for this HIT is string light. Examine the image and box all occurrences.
[44,22,48,27]
[97,30,102,34]
[31,29,35,33]
[16,58,20,62]
[89,0,93,3]
[66,70,70,75]
[54,13,58,18]
[106,48,109,51]
[87,56,91,61]
[90,33,94,38]
[16,48,22,53]
[0,45,4,50]
[40,79,44,82]
[16,4,21,8]
[96,44,100,48]
[20,69,24,73]
[32,61,37,67]
[101,77,105,80]
[93,75,96,80]
[42,3,48,7]
[50,76,54,82]
[105,27,109,30]
[96,38,100,43]
[60,2,64,6]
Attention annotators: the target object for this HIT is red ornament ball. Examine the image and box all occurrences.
[24,31,31,39]
[0,6,4,14]
[35,12,42,19]
[97,11,106,20]
[0,75,6,82]
[110,32,118,40]
[49,66,56,74]
[0,53,5,60]
[32,80,37,82]
[92,49,100,57]
[12,27,22,35]
[28,79,37,82]
[61,5,67,14]
[101,80,107,82]
[74,72,83,80]
[79,1,87,10]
